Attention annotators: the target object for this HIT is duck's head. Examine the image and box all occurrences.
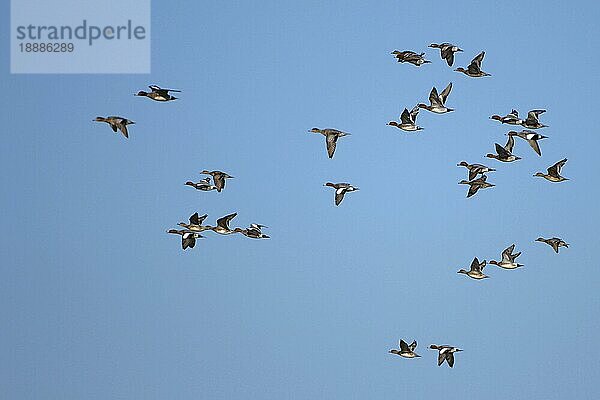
[223,174,234,179]
[490,115,502,121]
[166,229,180,234]
[514,156,522,160]
[200,170,211,175]
[389,349,399,354]
[417,103,428,109]
[488,260,499,266]
[135,90,148,96]
[185,181,195,186]
[428,43,438,48]
[324,182,335,187]
[387,121,399,127]
[535,237,545,242]
[533,172,545,178]
[94,116,106,122]
[429,344,439,350]
[507,131,518,136]
[309,128,322,134]
[454,67,466,73]
[485,153,496,159]
[457,269,468,274]
[455,47,463,52]
[458,179,470,185]
[177,222,187,228]
[457,161,469,167]
[416,126,424,131]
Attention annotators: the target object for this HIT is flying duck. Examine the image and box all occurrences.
[486,135,521,162]
[240,223,270,239]
[490,109,522,125]
[428,43,463,66]
[211,213,242,235]
[94,116,135,138]
[455,51,491,77]
[388,105,423,131]
[324,182,359,206]
[507,130,548,156]
[458,175,495,198]
[178,212,213,232]
[389,340,420,358]
[135,85,181,101]
[458,257,488,279]
[429,345,463,368]
[534,158,569,182]
[489,244,523,269]
[200,170,234,192]
[457,161,496,181]
[185,177,217,191]
[166,229,203,250]
[521,109,547,129]
[418,83,454,114]
[391,50,431,66]
[309,128,351,159]
[536,237,569,253]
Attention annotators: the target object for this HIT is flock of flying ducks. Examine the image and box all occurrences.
[94,85,269,250]
[92,44,572,369]
[384,43,571,366]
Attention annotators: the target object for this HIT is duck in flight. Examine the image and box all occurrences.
[200,170,234,192]
[389,339,420,358]
[455,51,491,77]
[177,212,213,232]
[536,237,569,253]
[309,128,351,159]
[135,85,181,101]
[418,83,454,114]
[185,177,217,191]
[490,109,522,125]
[489,244,523,269]
[458,257,488,279]
[486,135,521,162]
[391,50,431,66]
[94,116,135,138]
[324,182,359,206]
[428,43,463,66]
[211,213,243,235]
[166,229,203,250]
[429,345,463,368]
[388,105,423,131]
[239,223,270,239]
[521,109,547,129]
[457,161,496,181]
[507,130,548,156]
[534,158,569,182]
[458,175,495,198]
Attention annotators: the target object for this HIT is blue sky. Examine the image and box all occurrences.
[2,1,600,399]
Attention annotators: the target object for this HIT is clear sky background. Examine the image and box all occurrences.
[2,1,600,399]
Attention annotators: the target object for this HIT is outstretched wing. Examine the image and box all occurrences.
[409,105,420,122]
[399,340,410,352]
[504,135,516,153]
[495,143,511,158]
[439,82,452,104]
[429,87,442,107]
[334,187,346,205]
[467,51,485,74]
[547,158,567,176]
[409,340,417,351]
[466,184,480,198]
[470,257,481,272]
[446,353,455,368]
[400,108,411,124]
[216,213,237,229]
[326,134,338,158]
